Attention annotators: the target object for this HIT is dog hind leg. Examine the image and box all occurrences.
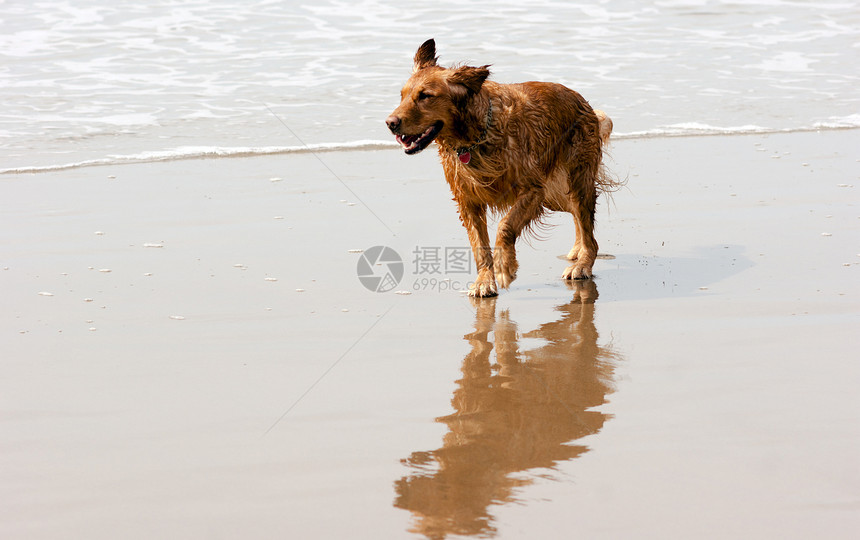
[563,171,598,280]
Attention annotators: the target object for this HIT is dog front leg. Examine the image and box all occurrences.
[458,202,497,297]
[495,188,544,289]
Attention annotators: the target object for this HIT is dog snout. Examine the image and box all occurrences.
[385,115,401,133]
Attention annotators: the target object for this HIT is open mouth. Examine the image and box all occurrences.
[395,122,442,155]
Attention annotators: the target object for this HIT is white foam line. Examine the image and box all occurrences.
[1,140,400,174]
[614,123,859,140]
[3,123,858,175]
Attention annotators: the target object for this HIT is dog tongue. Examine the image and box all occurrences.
[458,151,471,164]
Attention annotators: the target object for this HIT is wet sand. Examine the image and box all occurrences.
[2,130,859,539]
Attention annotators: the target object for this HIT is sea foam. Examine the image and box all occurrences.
[4,121,859,175]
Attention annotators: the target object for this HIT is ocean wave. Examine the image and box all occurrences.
[812,113,860,129]
[3,121,858,175]
[614,119,860,139]
[0,140,401,174]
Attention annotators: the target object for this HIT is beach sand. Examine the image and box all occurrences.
[2,130,858,539]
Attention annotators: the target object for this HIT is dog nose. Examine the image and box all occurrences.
[385,115,401,132]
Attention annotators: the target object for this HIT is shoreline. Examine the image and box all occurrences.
[3,124,859,175]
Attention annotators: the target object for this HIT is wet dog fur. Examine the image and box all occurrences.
[386,39,614,297]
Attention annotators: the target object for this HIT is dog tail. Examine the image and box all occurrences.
[594,109,613,147]
[593,109,624,195]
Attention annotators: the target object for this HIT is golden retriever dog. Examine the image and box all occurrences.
[386,39,615,297]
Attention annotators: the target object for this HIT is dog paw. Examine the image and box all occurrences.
[562,264,593,280]
[493,249,518,289]
[468,279,498,297]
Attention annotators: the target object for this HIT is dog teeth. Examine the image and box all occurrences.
[397,134,418,146]
[396,125,438,153]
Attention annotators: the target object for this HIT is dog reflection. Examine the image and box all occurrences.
[394,280,620,539]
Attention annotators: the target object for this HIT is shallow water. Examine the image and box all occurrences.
[2,0,859,171]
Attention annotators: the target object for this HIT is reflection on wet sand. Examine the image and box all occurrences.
[394,281,622,539]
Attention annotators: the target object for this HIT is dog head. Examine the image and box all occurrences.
[385,39,490,154]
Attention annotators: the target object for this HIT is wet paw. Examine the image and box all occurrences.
[493,249,518,289]
[468,279,498,297]
[562,264,593,280]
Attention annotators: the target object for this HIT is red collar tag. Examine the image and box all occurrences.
[458,151,471,164]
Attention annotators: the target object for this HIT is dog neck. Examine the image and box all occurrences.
[438,97,493,159]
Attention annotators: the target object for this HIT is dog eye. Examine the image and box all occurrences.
[417,91,434,101]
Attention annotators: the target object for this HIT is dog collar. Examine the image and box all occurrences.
[450,99,493,165]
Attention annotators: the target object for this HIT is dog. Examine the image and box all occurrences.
[386,39,615,297]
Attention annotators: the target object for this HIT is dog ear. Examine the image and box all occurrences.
[447,65,490,97]
[413,39,438,72]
